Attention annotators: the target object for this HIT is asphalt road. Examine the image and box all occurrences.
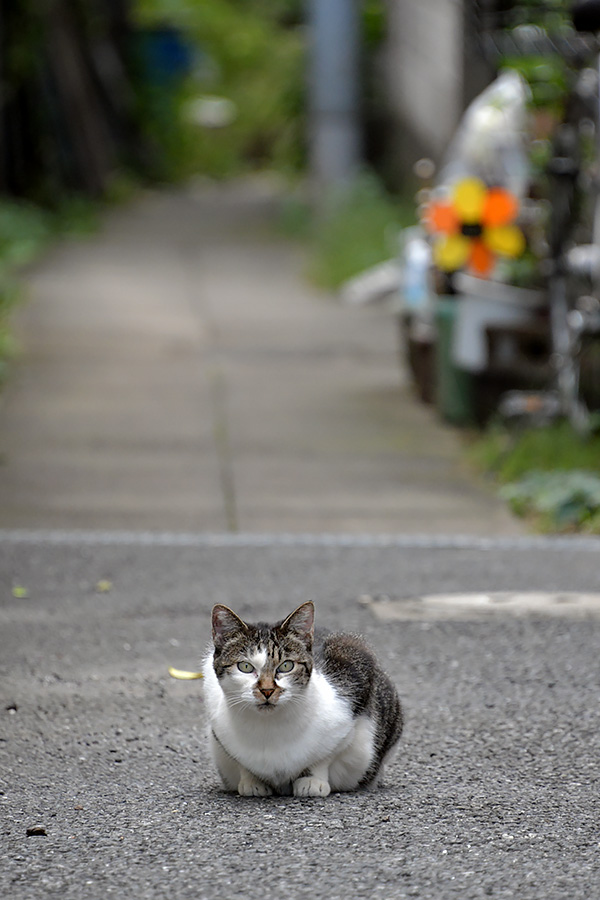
[1,533,600,899]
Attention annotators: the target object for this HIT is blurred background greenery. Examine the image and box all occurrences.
[133,0,307,180]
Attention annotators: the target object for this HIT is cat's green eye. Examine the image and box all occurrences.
[237,661,255,674]
[277,660,294,674]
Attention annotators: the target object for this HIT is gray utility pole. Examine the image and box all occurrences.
[308,0,362,196]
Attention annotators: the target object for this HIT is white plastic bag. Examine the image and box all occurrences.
[438,70,531,198]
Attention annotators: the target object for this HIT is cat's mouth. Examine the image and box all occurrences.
[257,699,278,711]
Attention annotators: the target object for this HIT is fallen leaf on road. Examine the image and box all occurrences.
[168,666,203,680]
[95,580,113,593]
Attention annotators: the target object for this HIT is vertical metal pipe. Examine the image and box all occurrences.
[307,0,362,196]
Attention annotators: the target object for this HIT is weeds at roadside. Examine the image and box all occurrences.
[468,421,600,532]
[280,172,415,290]
[0,197,101,387]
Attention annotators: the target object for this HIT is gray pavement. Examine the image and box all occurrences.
[1,535,600,899]
[0,178,521,535]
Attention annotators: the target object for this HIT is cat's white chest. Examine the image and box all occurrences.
[203,659,354,786]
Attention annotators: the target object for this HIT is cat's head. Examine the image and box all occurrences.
[210,601,314,712]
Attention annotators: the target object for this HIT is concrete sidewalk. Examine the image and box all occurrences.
[0,179,522,535]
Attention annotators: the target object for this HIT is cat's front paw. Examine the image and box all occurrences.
[238,775,273,797]
[293,776,331,798]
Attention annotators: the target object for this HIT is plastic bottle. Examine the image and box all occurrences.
[401,228,432,311]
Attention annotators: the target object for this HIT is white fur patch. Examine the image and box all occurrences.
[203,651,361,789]
[248,649,267,672]
[328,715,375,791]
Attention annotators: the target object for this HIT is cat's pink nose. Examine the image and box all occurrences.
[260,687,275,699]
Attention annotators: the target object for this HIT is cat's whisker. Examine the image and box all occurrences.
[224,695,255,711]
[283,693,303,708]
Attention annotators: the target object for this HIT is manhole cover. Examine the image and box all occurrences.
[363,592,600,621]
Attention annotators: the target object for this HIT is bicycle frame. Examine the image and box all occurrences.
[489,2,600,431]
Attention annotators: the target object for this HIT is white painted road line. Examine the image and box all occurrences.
[0,529,599,551]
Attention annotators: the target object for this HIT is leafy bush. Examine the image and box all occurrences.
[501,470,600,531]
[469,421,600,532]
[470,421,600,482]
[133,0,306,178]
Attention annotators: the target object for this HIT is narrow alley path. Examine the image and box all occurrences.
[0,179,522,535]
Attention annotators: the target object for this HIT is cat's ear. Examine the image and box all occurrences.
[279,601,314,642]
[212,604,248,648]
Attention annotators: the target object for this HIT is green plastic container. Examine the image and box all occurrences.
[434,297,476,426]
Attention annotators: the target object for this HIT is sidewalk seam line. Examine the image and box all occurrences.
[207,365,238,533]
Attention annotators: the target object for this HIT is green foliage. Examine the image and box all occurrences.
[363,0,387,48]
[0,277,22,386]
[500,470,600,531]
[0,201,51,383]
[497,1,573,114]
[470,421,600,482]
[0,197,100,385]
[470,421,600,531]
[501,56,568,111]
[133,0,306,179]
[0,202,51,268]
[133,0,389,180]
[307,174,416,289]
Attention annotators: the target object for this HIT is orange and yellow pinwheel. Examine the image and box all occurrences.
[423,177,526,277]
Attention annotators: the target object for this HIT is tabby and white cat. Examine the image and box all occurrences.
[202,601,403,797]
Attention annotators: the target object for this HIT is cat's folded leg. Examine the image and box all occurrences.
[292,762,331,798]
[237,767,273,797]
[209,733,272,796]
[209,731,239,792]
